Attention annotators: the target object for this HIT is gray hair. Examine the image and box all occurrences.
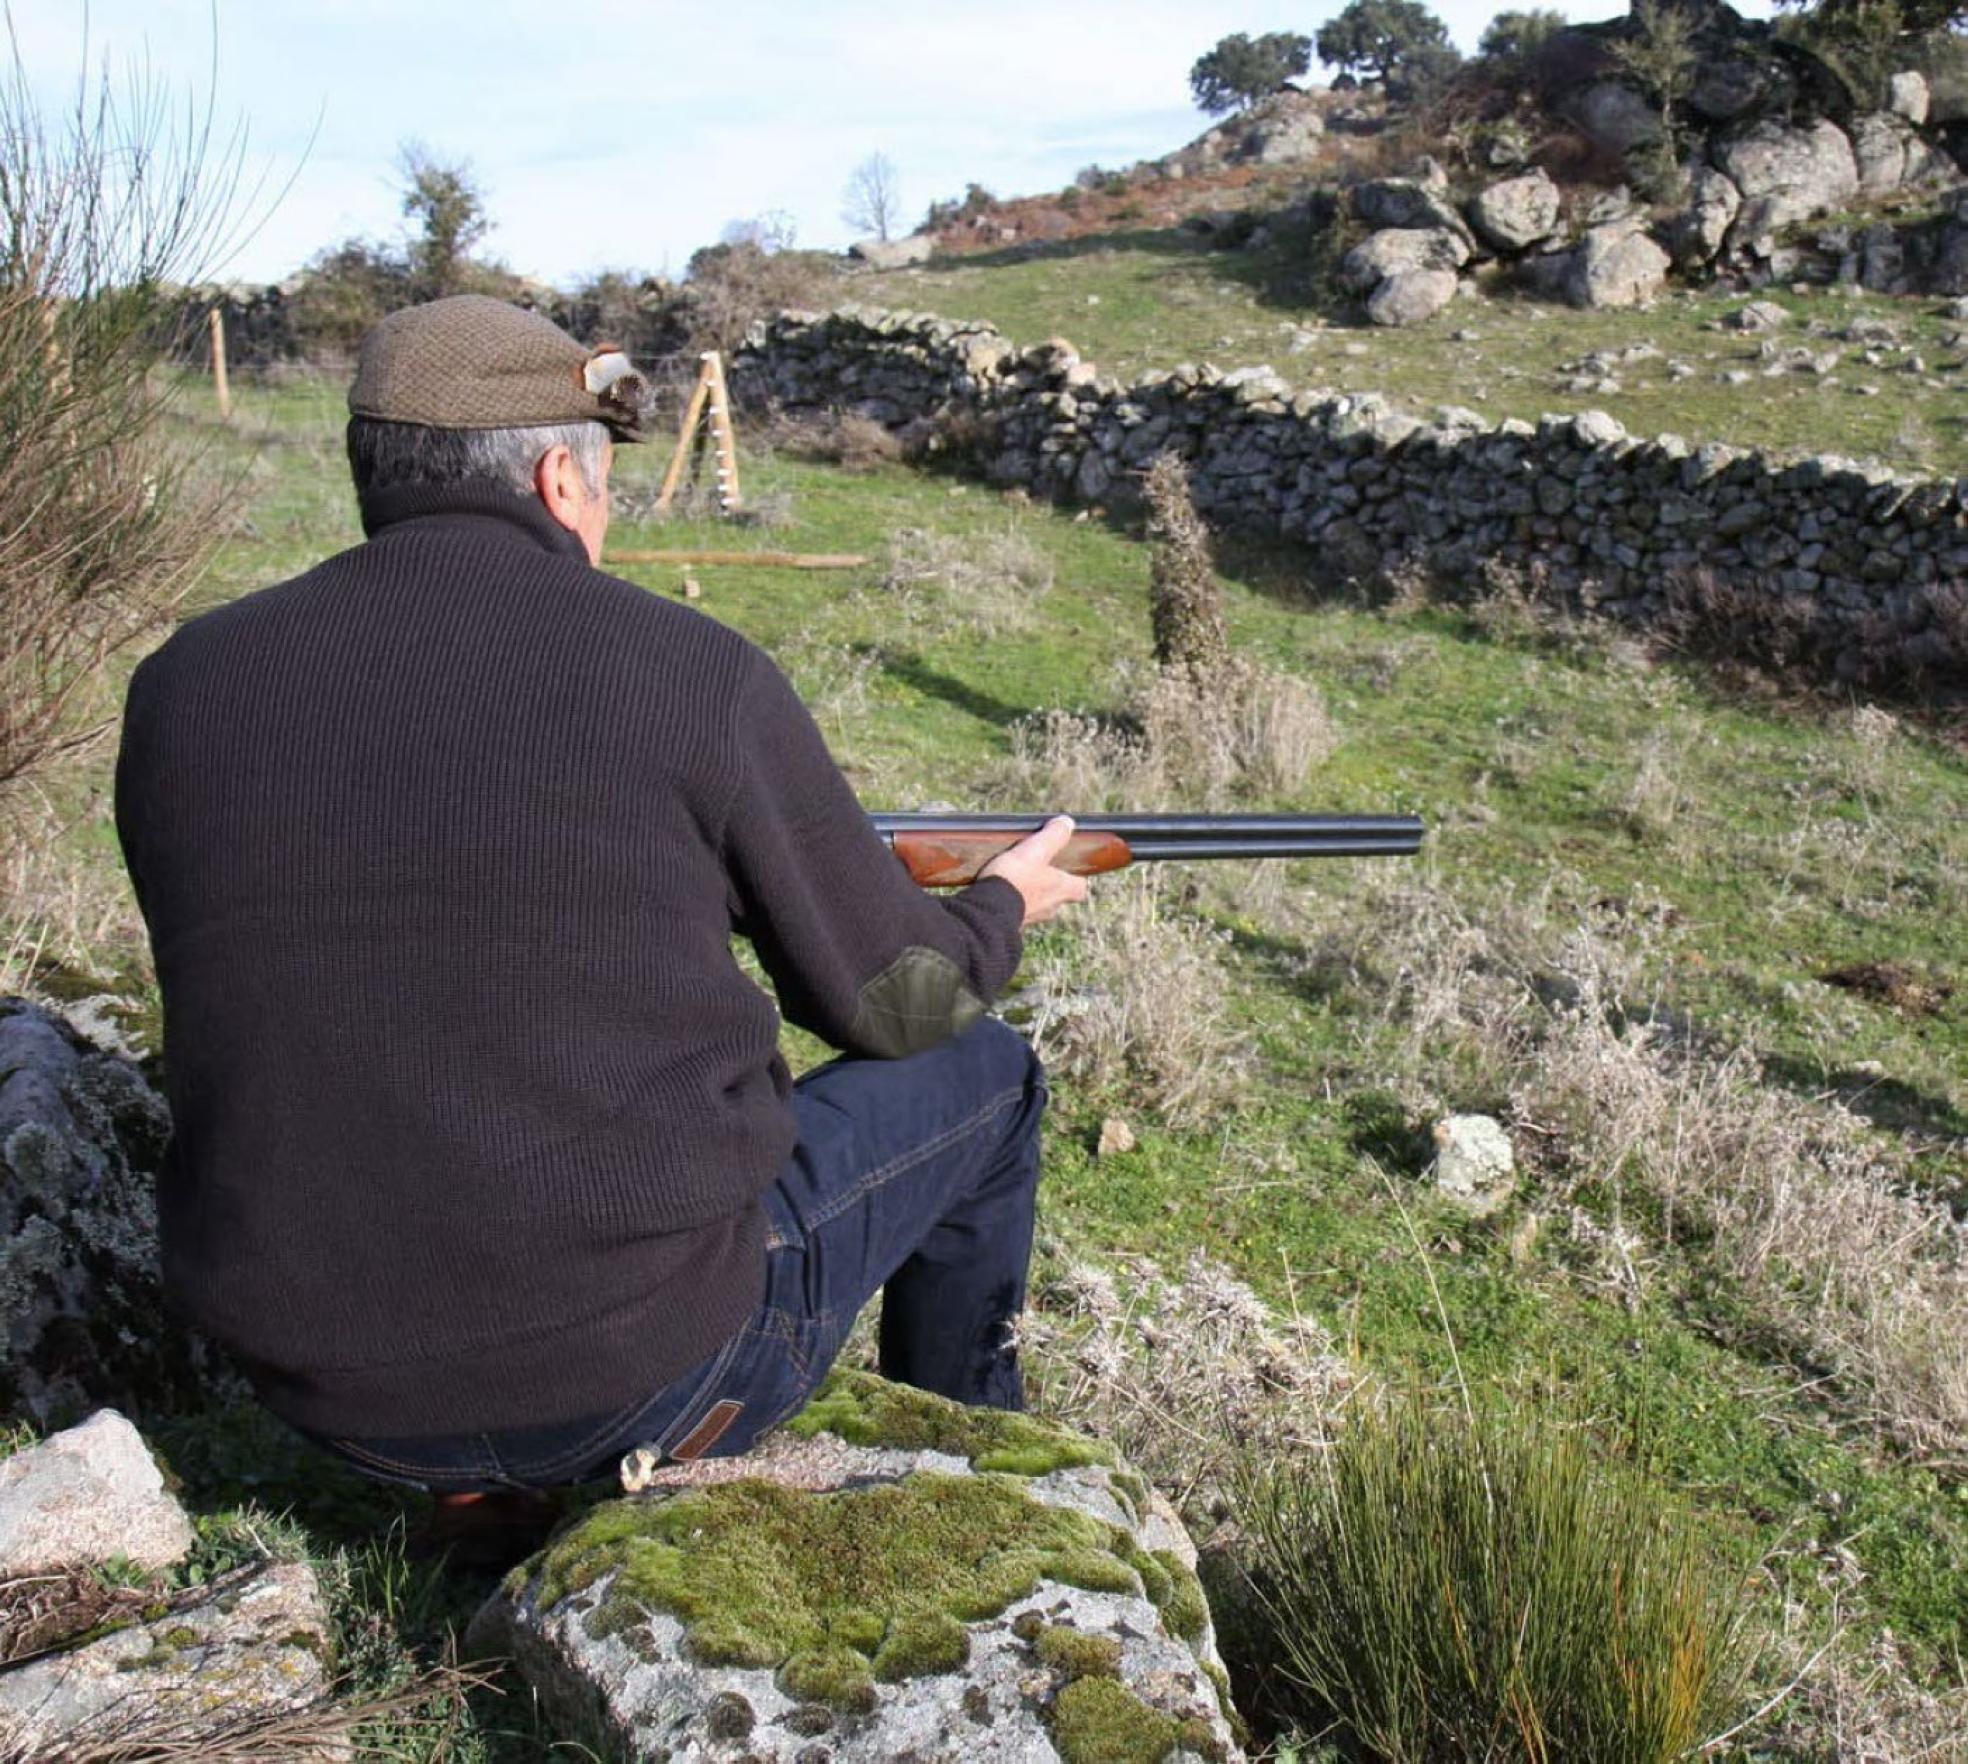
[346,417,610,501]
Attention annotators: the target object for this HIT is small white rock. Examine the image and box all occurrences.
[1432,1115,1517,1213]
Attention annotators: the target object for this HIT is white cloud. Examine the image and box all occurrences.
[12,0,1770,286]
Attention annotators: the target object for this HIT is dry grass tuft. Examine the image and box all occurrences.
[1330,877,1968,1462]
[1021,1251,1350,1523]
[1,785,148,1001]
[880,519,1055,637]
[997,663,1337,811]
[1025,869,1241,1124]
[770,410,903,474]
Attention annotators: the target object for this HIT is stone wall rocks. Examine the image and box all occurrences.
[733,305,1968,691]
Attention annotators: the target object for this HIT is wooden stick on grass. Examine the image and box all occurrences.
[604,550,868,570]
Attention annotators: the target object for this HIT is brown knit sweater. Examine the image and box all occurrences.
[113,482,1025,1438]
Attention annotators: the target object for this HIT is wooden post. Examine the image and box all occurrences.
[704,351,742,514]
[208,307,231,421]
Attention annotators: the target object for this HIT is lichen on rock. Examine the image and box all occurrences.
[476,1371,1242,1760]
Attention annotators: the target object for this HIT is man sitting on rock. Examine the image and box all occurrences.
[113,296,1085,1544]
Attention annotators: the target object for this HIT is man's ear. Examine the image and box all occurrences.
[534,443,584,535]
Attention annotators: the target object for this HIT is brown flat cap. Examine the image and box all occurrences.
[348,294,649,441]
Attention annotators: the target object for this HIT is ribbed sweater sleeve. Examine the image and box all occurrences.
[720,652,1026,1056]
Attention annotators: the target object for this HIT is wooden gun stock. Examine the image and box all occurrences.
[888,829,1135,889]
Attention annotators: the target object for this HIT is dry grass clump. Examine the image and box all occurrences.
[1025,870,1241,1124]
[1332,877,1968,1461]
[1756,1627,1968,1763]
[1,789,148,1002]
[880,519,1055,637]
[1020,1251,1350,1522]
[997,663,1337,812]
[770,410,903,473]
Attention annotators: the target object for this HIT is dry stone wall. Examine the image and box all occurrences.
[735,306,1968,689]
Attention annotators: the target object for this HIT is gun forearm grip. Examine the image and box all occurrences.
[889,829,1134,888]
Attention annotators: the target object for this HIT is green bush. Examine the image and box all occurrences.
[1238,1391,1754,1762]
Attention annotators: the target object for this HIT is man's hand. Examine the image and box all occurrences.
[978,815,1091,928]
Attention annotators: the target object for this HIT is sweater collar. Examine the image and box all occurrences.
[357,480,592,561]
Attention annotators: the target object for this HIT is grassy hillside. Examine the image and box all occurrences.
[5,343,1965,1755]
[860,228,1968,476]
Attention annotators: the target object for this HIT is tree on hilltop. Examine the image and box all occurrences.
[1478,8,1570,63]
[841,152,902,243]
[397,142,491,300]
[1315,0,1454,86]
[1189,31,1314,114]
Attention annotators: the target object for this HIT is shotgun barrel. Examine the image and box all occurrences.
[871,811,1424,887]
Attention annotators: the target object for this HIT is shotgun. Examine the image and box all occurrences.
[872,811,1424,888]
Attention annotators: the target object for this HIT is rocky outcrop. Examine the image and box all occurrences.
[1168,89,1329,174]
[1338,226,1469,292]
[1566,220,1672,308]
[1663,166,1745,269]
[1565,81,1663,154]
[1467,170,1560,253]
[1368,268,1459,327]
[735,305,1968,690]
[0,1409,192,1576]
[472,1370,1242,1762]
[1720,119,1860,245]
[850,235,935,271]
[1890,71,1931,126]
[1349,176,1471,243]
[0,998,228,1428]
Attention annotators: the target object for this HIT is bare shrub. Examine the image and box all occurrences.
[680,240,841,361]
[1143,452,1230,683]
[880,519,1055,637]
[1021,1251,1350,1521]
[1027,869,1241,1124]
[0,44,249,797]
[772,411,902,474]
[997,706,1157,812]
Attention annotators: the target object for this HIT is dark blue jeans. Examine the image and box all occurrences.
[312,1017,1046,1494]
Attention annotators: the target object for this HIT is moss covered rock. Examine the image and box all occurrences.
[472,1370,1241,1761]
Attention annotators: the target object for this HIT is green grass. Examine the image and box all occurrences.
[9,351,1965,1754]
[862,230,1968,473]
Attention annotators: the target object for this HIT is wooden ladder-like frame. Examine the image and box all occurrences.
[653,350,742,517]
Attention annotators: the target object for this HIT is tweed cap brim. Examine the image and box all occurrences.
[348,294,650,441]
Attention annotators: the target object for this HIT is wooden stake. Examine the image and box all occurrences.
[604,550,867,570]
[208,307,231,421]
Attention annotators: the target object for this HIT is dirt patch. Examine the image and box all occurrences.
[1821,961,1954,1017]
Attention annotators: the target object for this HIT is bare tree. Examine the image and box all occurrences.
[841,152,901,243]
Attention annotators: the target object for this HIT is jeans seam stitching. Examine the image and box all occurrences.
[803,1084,1026,1231]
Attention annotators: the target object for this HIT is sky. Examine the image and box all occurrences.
[12,0,1768,289]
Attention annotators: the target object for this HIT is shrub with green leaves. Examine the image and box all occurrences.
[1238,1390,1754,1762]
